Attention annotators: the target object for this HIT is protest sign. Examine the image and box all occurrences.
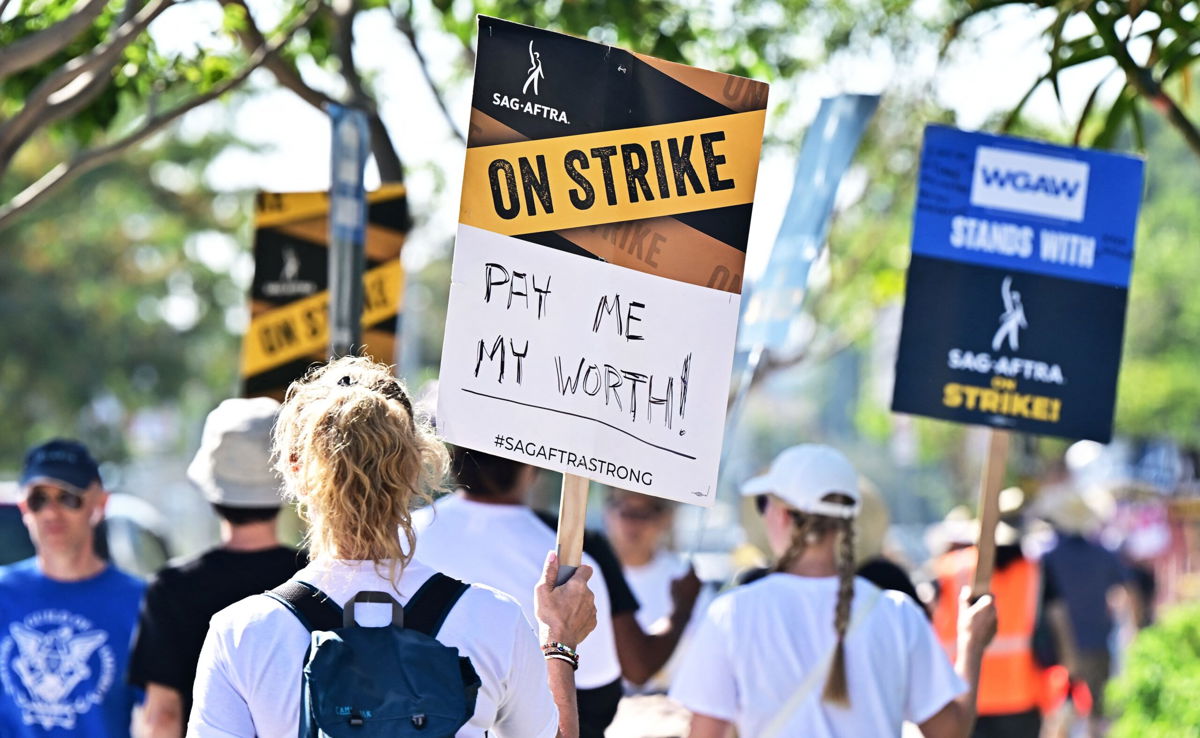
[892,125,1144,443]
[241,185,409,399]
[437,17,769,507]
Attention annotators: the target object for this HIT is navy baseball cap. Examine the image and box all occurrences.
[20,439,102,493]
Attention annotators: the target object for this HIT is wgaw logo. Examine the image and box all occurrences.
[0,610,116,730]
[970,146,1090,222]
[491,38,570,124]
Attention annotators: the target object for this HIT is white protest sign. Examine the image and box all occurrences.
[438,225,740,506]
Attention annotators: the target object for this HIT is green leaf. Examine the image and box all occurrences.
[1129,96,1147,151]
[1093,85,1134,149]
[221,3,248,34]
[1001,72,1051,132]
[1073,68,1117,145]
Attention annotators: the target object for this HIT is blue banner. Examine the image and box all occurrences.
[913,125,1143,288]
[738,94,879,353]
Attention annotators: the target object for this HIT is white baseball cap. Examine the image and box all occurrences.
[741,444,861,519]
[187,398,283,508]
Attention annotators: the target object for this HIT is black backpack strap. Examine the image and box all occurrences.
[265,580,343,632]
[403,573,469,637]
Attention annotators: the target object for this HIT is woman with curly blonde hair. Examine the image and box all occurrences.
[189,356,597,738]
[670,444,998,738]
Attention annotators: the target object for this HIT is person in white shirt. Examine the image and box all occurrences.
[413,448,699,738]
[670,444,997,738]
[603,488,706,694]
[187,357,598,738]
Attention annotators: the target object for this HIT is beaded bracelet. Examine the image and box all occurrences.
[544,652,579,671]
[541,641,578,659]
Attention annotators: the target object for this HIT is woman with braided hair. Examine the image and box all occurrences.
[670,445,998,738]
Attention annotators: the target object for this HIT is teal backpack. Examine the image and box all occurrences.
[266,574,482,738]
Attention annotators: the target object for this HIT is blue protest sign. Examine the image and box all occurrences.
[892,125,1144,442]
[912,125,1142,288]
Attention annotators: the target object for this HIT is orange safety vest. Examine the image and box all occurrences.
[932,546,1043,716]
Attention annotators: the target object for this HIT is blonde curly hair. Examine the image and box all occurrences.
[272,356,448,579]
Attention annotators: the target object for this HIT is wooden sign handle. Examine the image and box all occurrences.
[555,474,589,586]
[971,429,1011,601]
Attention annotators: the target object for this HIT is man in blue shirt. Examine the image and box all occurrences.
[0,440,145,737]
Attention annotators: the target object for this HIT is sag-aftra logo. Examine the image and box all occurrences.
[492,40,571,124]
[970,146,1090,222]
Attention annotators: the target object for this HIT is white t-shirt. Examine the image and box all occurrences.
[625,551,688,633]
[412,494,623,690]
[187,558,557,738]
[621,550,712,694]
[669,574,966,738]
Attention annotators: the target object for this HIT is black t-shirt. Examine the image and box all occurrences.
[127,545,308,716]
[856,556,926,615]
[534,510,638,737]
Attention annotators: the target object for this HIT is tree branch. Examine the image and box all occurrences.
[365,109,404,182]
[0,0,110,82]
[0,0,176,171]
[0,0,322,234]
[218,0,337,111]
[1086,6,1200,158]
[395,4,464,145]
[331,0,365,104]
[330,0,404,181]
[18,0,143,145]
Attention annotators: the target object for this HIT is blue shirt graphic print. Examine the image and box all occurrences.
[0,558,145,737]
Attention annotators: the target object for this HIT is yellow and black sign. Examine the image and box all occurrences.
[463,17,768,294]
[240,184,409,399]
[461,111,765,235]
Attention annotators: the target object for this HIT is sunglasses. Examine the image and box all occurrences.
[756,495,807,526]
[613,504,667,522]
[26,486,86,513]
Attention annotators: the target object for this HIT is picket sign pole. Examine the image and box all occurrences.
[555,474,590,586]
[971,429,1011,600]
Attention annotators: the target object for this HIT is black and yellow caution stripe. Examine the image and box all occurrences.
[462,43,765,295]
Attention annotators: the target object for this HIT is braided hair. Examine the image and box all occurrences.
[773,493,857,707]
[823,514,855,706]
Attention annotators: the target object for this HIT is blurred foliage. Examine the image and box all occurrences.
[1115,100,1200,445]
[0,0,246,149]
[0,131,247,467]
[1109,603,1200,737]
[952,1,1200,157]
[421,0,937,81]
